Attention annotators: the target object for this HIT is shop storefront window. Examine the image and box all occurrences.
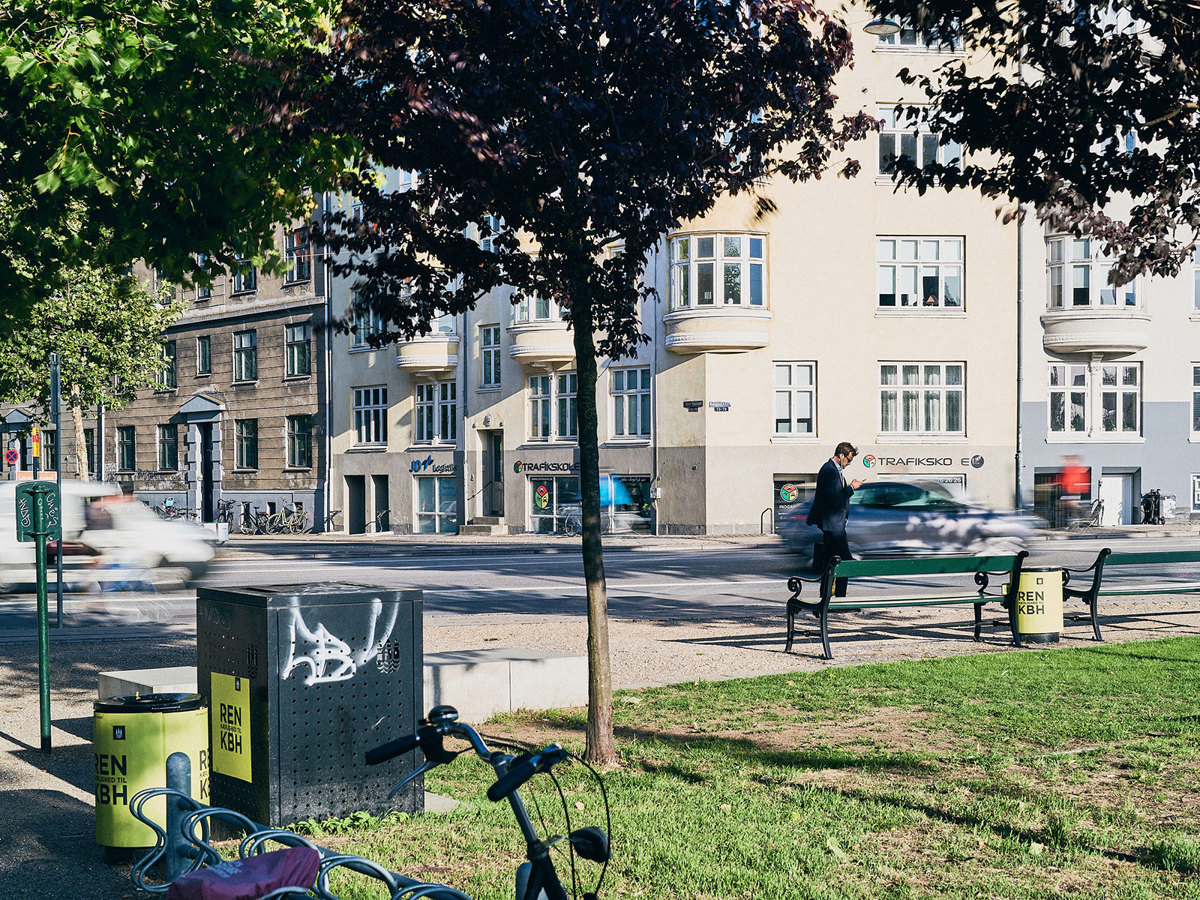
[416,476,458,533]
[529,476,579,533]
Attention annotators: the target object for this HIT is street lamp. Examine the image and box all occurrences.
[863,17,901,36]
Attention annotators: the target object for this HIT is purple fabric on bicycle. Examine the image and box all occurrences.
[165,846,320,900]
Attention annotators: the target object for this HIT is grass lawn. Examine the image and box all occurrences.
[315,637,1200,900]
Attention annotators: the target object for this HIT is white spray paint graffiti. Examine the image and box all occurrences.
[280,596,401,685]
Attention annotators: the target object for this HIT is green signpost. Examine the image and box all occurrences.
[17,481,61,753]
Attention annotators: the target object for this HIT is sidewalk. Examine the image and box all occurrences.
[5,594,1200,898]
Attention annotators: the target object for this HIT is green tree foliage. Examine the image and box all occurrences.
[279,0,872,761]
[0,258,183,479]
[871,1,1200,280]
[0,0,349,331]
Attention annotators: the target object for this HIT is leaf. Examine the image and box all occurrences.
[826,838,849,861]
[34,170,63,194]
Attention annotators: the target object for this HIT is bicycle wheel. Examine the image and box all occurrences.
[266,513,285,535]
[290,511,310,535]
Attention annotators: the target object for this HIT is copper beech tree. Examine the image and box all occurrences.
[277,0,873,762]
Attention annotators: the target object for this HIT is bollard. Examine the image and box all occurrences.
[164,752,192,882]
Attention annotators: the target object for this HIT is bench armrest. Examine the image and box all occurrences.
[787,572,823,593]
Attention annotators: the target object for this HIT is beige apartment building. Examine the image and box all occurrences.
[326,18,1022,535]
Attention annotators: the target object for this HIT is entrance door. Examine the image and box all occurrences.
[1098,473,1133,525]
[199,423,215,522]
[346,475,366,534]
[483,432,504,517]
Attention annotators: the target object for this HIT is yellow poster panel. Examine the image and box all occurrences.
[211,672,253,782]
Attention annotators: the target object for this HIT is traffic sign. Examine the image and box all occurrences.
[16,481,61,542]
[4,448,17,465]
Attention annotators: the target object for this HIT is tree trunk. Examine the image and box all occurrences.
[71,386,88,481]
[572,300,616,766]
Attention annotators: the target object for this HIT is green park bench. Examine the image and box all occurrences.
[1062,547,1200,641]
[785,552,1030,660]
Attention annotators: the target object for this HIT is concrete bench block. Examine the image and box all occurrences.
[99,666,199,699]
[100,649,588,724]
[423,648,587,722]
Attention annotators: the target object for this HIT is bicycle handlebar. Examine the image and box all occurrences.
[486,746,569,802]
[364,730,425,765]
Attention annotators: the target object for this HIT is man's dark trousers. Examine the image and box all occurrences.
[821,529,852,597]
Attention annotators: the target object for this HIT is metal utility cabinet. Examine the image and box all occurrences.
[196,583,423,825]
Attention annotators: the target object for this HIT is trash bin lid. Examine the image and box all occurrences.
[94,692,204,713]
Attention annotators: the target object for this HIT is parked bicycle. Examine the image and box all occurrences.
[367,705,611,900]
[216,498,237,526]
[322,507,343,533]
[267,504,311,535]
[1067,498,1105,530]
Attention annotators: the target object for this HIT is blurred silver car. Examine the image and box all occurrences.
[778,478,1040,565]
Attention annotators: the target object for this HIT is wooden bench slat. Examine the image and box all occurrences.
[829,595,986,610]
[831,554,1018,578]
[1105,551,1200,567]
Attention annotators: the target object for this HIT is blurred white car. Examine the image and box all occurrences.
[0,480,216,591]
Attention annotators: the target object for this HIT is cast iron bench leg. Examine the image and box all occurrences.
[973,602,983,641]
[820,606,833,661]
[1089,591,1103,642]
[785,607,795,654]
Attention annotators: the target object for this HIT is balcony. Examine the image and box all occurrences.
[396,333,459,375]
[507,321,575,366]
[1040,308,1151,356]
[663,307,773,354]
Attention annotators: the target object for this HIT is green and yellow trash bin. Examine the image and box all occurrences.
[1014,566,1064,644]
[93,693,209,848]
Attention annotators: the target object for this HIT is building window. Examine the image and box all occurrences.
[529,476,580,534]
[353,387,388,445]
[415,476,457,534]
[1193,366,1200,436]
[352,294,384,347]
[233,330,257,381]
[286,323,312,376]
[877,237,963,308]
[1194,248,1199,311]
[774,362,816,435]
[1049,364,1088,434]
[117,426,135,471]
[157,424,178,470]
[42,429,58,470]
[669,233,765,309]
[84,428,96,477]
[1193,474,1200,511]
[528,372,578,441]
[513,295,565,324]
[1047,237,1138,308]
[285,227,311,282]
[1049,363,1141,435]
[153,269,176,303]
[232,257,257,293]
[1100,364,1140,434]
[878,106,962,177]
[612,367,651,439]
[196,336,211,375]
[479,214,503,252]
[235,419,258,469]
[158,341,177,390]
[481,325,501,388]
[879,363,964,435]
[414,382,457,444]
[287,415,314,468]
[875,18,961,51]
[195,254,213,299]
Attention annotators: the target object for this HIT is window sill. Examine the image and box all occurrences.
[154,387,178,394]
[876,434,968,443]
[603,439,651,447]
[231,468,259,474]
[518,440,578,449]
[282,467,313,473]
[406,443,456,450]
[283,374,312,381]
[1047,435,1145,444]
[347,445,388,452]
[873,46,965,57]
[196,372,212,378]
[284,277,312,287]
[231,380,258,387]
[229,289,257,297]
[478,385,502,393]
[876,309,967,317]
[771,435,820,443]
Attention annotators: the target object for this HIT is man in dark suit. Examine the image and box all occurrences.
[806,441,864,596]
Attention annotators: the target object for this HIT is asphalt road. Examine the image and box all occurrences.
[2,533,1199,636]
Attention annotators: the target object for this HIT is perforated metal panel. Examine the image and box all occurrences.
[197,583,423,826]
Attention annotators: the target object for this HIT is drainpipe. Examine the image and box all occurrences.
[651,240,661,537]
[1015,205,1024,510]
[322,194,335,530]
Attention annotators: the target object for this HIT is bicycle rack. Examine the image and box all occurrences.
[131,752,471,900]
